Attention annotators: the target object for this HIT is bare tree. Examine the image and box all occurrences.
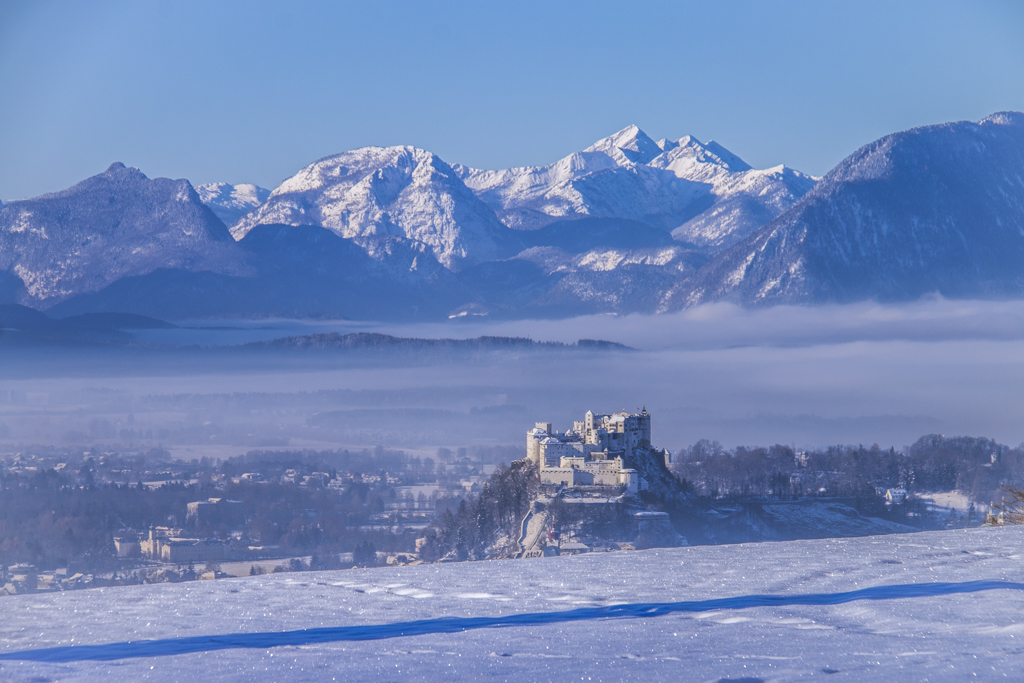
[988,485,1024,524]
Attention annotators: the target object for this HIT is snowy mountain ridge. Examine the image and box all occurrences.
[454,124,816,249]
[10,125,810,315]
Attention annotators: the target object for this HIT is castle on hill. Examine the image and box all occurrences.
[527,408,669,494]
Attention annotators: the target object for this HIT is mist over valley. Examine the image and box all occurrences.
[4,296,1024,451]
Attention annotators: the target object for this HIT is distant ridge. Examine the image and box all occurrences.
[195,182,270,226]
[244,332,633,352]
[0,303,633,352]
[0,303,175,345]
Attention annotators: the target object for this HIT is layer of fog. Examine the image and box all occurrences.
[4,297,1024,455]
[134,296,1024,351]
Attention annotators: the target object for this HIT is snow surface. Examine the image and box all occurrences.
[918,491,991,520]
[3,526,1024,681]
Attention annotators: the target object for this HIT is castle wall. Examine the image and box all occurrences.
[540,467,574,486]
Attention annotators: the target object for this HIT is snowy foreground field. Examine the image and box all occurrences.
[3,528,1024,682]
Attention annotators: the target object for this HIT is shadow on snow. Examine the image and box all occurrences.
[2,580,1021,663]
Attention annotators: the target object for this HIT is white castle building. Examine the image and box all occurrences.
[528,409,658,494]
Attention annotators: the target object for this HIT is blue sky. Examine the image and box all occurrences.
[1,0,1022,199]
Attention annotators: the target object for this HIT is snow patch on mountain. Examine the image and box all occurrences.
[670,164,817,249]
[647,135,753,178]
[454,126,703,231]
[643,138,816,249]
[195,182,270,226]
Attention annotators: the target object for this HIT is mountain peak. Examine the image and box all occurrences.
[101,162,149,182]
[667,113,1024,308]
[0,164,240,306]
[584,125,662,164]
[649,135,751,174]
[656,138,679,152]
[273,145,448,196]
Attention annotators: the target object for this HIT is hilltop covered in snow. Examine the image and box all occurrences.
[230,146,523,270]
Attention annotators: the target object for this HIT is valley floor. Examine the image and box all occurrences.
[2,527,1024,681]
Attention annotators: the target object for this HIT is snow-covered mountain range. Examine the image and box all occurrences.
[4,114,1024,320]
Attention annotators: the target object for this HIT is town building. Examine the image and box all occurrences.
[114,536,142,558]
[885,488,908,504]
[158,538,231,563]
[139,527,232,563]
[186,498,245,529]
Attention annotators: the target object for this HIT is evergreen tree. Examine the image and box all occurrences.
[353,540,377,567]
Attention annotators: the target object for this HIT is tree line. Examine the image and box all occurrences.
[671,434,1024,503]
